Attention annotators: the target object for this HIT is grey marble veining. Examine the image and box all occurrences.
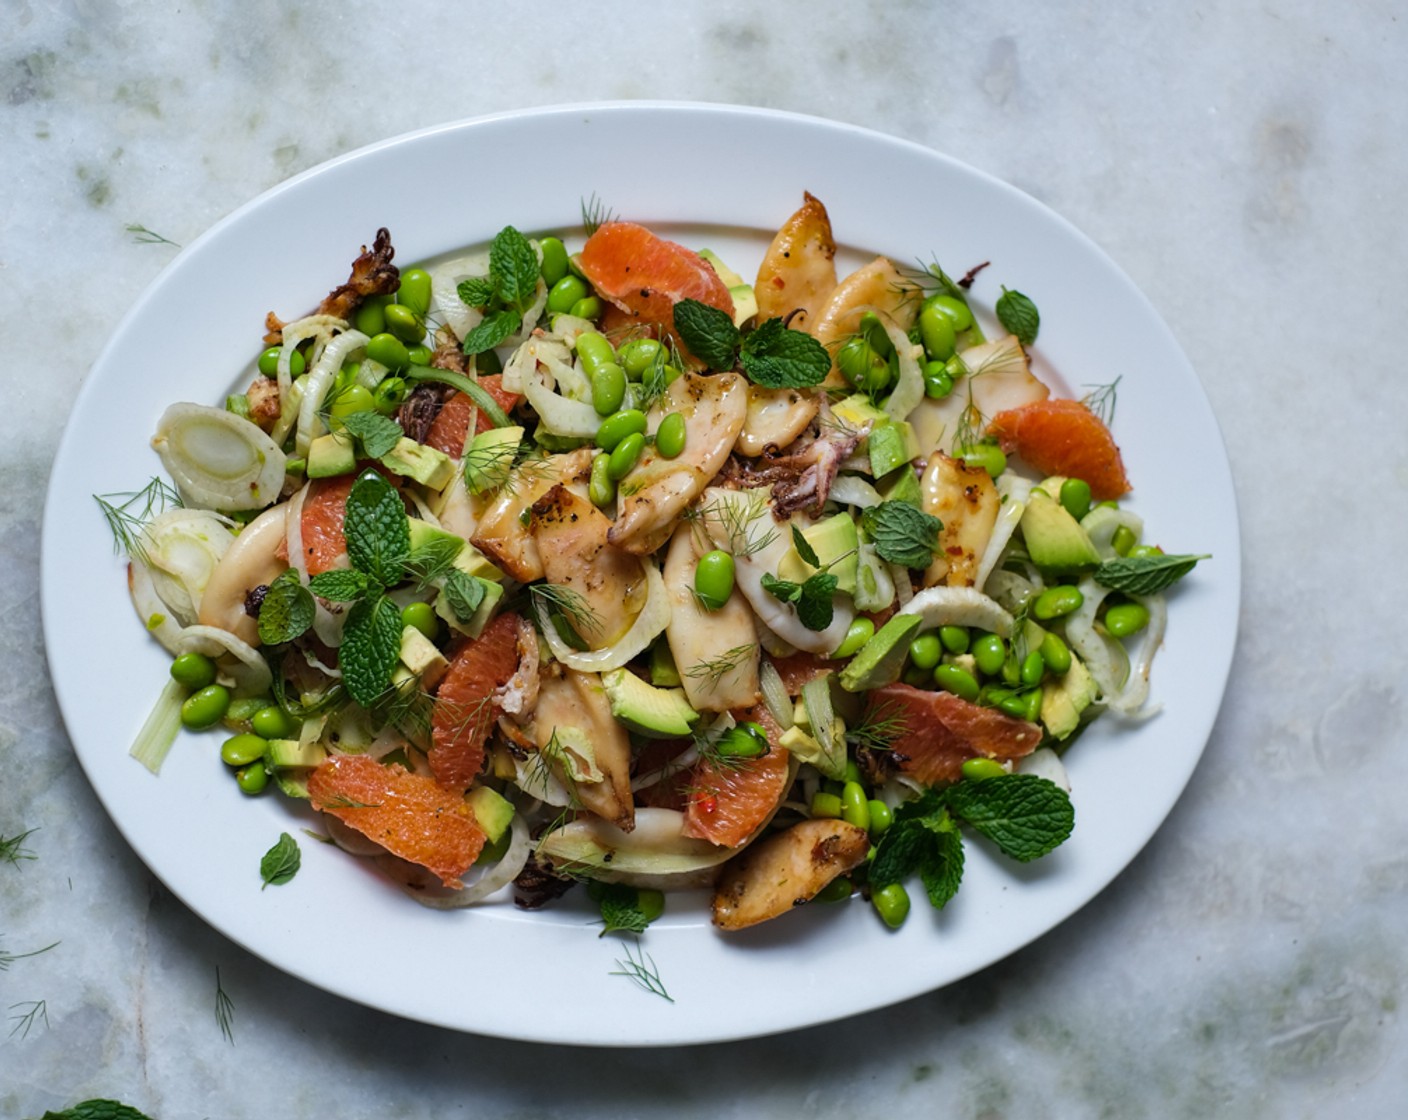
[3,2,1406,1116]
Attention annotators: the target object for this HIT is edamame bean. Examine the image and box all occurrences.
[373,376,408,415]
[546,275,589,314]
[595,408,647,451]
[619,338,663,378]
[933,663,980,702]
[365,332,410,370]
[636,888,666,923]
[845,759,864,785]
[401,601,439,640]
[406,344,432,367]
[717,722,769,758]
[972,633,1007,677]
[1127,544,1164,559]
[1033,585,1084,620]
[588,453,616,508]
[251,705,298,740]
[694,549,735,610]
[329,385,375,423]
[810,791,842,819]
[939,625,970,654]
[538,236,569,286]
[836,336,890,392]
[170,652,217,690]
[814,878,853,903]
[961,757,1007,781]
[859,311,894,358]
[997,693,1031,720]
[923,293,975,333]
[353,297,388,337]
[919,304,958,361]
[655,411,687,459]
[959,442,1007,478]
[607,432,644,479]
[1024,687,1043,723]
[1020,650,1047,687]
[221,733,267,767]
[834,617,875,659]
[383,302,425,344]
[575,331,617,377]
[1104,601,1150,638]
[1059,478,1093,521]
[591,364,627,416]
[181,684,230,731]
[841,781,871,832]
[868,800,893,837]
[872,882,911,929]
[1039,631,1072,675]
[922,361,954,399]
[397,268,433,318]
[909,633,942,671]
[1112,524,1138,556]
[570,297,602,321]
[258,346,306,378]
[235,763,268,795]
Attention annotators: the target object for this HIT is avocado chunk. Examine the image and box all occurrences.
[465,785,515,843]
[838,613,923,692]
[307,431,357,479]
[463,425,525,494]
[876,464,923,508]
[407,519,465,565]
[382,437,455,490]
[399,625,449,691]
[649,640,682,687]
[867,419,920,478]
[1021,491,1101,574]
[777,512,860,595]
[831,393,887,432]
[434,576,505,639]
[266,738,328,770]
[1040,652,1098,739]
[698,249,757,328]
[601,668,700,738]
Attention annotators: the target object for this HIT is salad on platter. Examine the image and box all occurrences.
[103,193,1206,935]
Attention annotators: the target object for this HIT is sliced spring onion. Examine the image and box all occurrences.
[403,366,512,429]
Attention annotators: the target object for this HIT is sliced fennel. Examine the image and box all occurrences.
[152,403,286,511]
[130,677,187,775]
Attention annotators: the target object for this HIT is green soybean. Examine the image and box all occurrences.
[844,759,864,785]
[221,733,267,768]
[903,665,931,688]
[810,791,842,819]
[588,453,616,508]
[619,338,663,378]
[919,304,958,361]
[872,882,911,929]
[655,412,687,459]
[546,275,589,314]
[570,297,602,321]
[972,633,1007,677]
[1127,544,1164,560]
[961,757,1007,781]
[841,781,871,832]
[258,346,306,378]
[939,625,970,654]
[923,361,954,399]
[595,408,647,451]
[373,376,409,415]
[997,693,1031,720]
[933,663,980,702]
[591,364,627,417]
[814,877,853,903]
[1059,478,1093,521]
[406,344,433,367]
[835,617,875,659]
[836,336,889,392]
[170,652,217,690]
[235,763,268,795]
[636,888,666,923]
[867,800,893,837]
[1033,585,1084,620]
[1039,631,1072,675]
[1112,524,1138,556]
[575,331,616,377]
[251,706,298,740]
[366,332,410,370]
[397,268,433,318]
[694,550,735,610]
[353,298,388,338]
[1105,601,1150,638]
[909,633,942,671]
[608,432,645,480]
[383,301,425,344]
[959,443,1007,478]
[1024,687,1043,723]
[859,311,894,358]
[401,601,439,640]
[538,237,569,287]
[330,385,375,423]
[1020,650,1047,687]
[181,684,230,730]
[923,293,975,332]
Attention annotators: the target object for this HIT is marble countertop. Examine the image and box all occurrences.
[4,2,1405,1116]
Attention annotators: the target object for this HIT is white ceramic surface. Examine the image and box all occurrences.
[41,104,1238,1046]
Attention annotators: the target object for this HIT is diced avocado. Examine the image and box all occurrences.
[838,613,923,692]
[876,464,923,508]
[435,577,505,639]
[649,640,682,688]
[868,419,920,478]
[465,785,515,843]
[453,544,505,583]
[307,431,357,479]
[777,513,860,595]
[273,771,312,800]
[266,738,329,770]
[400,625,449,691]
[1021,491,1101,574]
[534,428,590,452]
[602,668,700,738]
[728,285,758,327]
[407,519,465,563]
[1040,653,1098,739]
[464,425,525,493]
[699,249,745,290]
[382,437,455,490]
[779,725,826,769]
[832,393,888,432]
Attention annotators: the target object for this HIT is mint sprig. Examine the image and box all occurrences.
[672,300,830,388]
[862,501,943,569]
[673,300,740,369]
[761,570,838,632]
[588,881,660,937]
[457,225,541,356]
[461,308,521,356]
[257,568,315,646]
[338,410,403,459]
[1094,553,1209,596]
[996,287,1040,346]
[259,832,301,889]
[443,569,487,622]
[343,470,410,587]
[341,593,405,708]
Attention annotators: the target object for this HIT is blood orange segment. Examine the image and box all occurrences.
[577,221,734,363]
[769,651,836,696]
[423,376,521,456]
[300,474,356,576]
[987,398,1131,500]
[683,707,791,848]
[430,612,522,792]
[864,683,1043,787]
[308,754,485,887]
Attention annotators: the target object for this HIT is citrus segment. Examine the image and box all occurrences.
[300,474,356,576]
[987,398,1131,500]
[423,376,520,457]
[683,706,791,848]
[430,612,522,791]
[308,753,485,887]
[769,651,836,696]
[863,683,1043,787]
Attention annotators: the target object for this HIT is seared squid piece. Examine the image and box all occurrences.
[811,256,920,387]
[921,452,1001,588]
[711,818,870,930]
[663,522,760,712]
[729,422,862,519]
[754,191,838,331]
[532,668,634,832]
[471,449,591,583]
[735,385,819,458]
[608,372,748,556]
[197,502,288,647]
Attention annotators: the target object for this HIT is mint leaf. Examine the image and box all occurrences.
[673,299,740,369]
[442,569,487,622]
[996,287,1040,346]
[457,276,497,308]
[918,826,965,909]
[1094,553,1209,596]
[863,501,943,569]
[589,881,657,937]
[738,318,831,389]
[340,592,405,707]
[946,774,1073,862]
[490,225,540,313]
[760,572,802,606]
[342,470,409,587]
[790,524,821,569]
[339,410,403,459]
[308,569,368,602]
[259,832,301,889]
[461,308,521,357]
[41,1101,155,1120]
[257,569,314,645]
[796,572,838,631]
